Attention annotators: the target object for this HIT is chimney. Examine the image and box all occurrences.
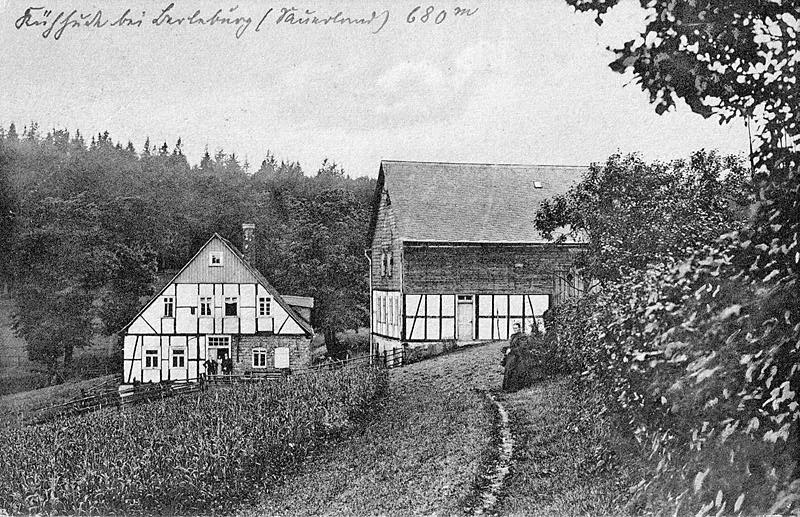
[242,223,256,264]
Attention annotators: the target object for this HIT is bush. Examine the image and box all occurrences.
[539,243,799,515]
[0,364,388,515]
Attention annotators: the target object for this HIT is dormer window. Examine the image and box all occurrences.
[209,252,223,267]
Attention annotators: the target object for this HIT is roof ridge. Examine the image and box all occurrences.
[380,159,588,168]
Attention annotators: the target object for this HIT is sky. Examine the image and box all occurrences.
[0,0,749,177]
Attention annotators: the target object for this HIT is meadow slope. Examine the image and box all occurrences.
[248,341,506,516]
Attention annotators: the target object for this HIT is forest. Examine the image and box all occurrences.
[0,124,375,379]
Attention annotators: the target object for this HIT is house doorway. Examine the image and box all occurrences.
[206,335,231,375]
[456,295,474,341]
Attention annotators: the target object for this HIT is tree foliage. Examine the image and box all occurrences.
[544,1,800,513]
[536,150,751,283]
[0,129,375,378]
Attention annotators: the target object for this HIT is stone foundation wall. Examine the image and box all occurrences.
[232,334,311,372]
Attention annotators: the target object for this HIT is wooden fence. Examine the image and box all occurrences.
[24,379,202,426]
[377,348,406,369]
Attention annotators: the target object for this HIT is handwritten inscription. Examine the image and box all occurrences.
[13,4,478,40]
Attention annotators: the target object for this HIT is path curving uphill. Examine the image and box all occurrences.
[247,340,509,516]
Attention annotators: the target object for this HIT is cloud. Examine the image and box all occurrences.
[371,40,515,126]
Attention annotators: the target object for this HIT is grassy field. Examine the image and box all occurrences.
[1,365,387,515]
[246,342,640,516]
[247,341,505,516]
[497,378,636,516]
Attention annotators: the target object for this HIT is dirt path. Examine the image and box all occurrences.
[247,341,507,516]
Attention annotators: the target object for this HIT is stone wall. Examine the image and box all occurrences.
[232,334,311,372]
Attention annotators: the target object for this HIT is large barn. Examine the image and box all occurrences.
[367,160,586,357]
[122,224,314,384]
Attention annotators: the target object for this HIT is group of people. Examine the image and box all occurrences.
[203,357,233,377]
[501,321,539,391]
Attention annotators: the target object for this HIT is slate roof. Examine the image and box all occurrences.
[377,160,587,243]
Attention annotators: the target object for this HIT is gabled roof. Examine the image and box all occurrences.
[122,233,313,336]
[371,160,587,244]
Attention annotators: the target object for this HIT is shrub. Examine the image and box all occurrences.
[0,364,388,515]
[540,242,799,515]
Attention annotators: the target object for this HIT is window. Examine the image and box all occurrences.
[224,296,238,317]
[200,297,212,317]
[209,252,223,266]
[389,297,394,327]
[380,251,386,277]
[208,335,230,348]
[163,297,174,318]
[171,348,185,368]
[258,297,271,317]
[252,348,268,368]
[144,349,159,369]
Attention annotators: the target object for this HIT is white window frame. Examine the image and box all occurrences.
[224,296,238,317]
[171,347,186,368]
[144,348,159,369]
[199,297,212,317]
[252,347,268,368]
[164,296,174,318]
[209,252,223,267]
[207,335,231,348]
[258,297,271,317]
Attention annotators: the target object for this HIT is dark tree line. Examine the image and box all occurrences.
[0,123,375,378]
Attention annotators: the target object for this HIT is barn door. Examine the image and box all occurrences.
[456,295,474,341]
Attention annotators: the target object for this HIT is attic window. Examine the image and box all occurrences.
[163,297,174,318]
[258,297,272,317]
[533,181,543,189]
[209,252,223,267]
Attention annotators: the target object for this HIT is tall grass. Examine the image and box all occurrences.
[0,364,387,515]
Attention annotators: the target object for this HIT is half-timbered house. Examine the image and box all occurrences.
[367,160,586,357]
[122,224,314,384]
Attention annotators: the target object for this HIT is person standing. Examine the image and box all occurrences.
[502,322,526,391]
